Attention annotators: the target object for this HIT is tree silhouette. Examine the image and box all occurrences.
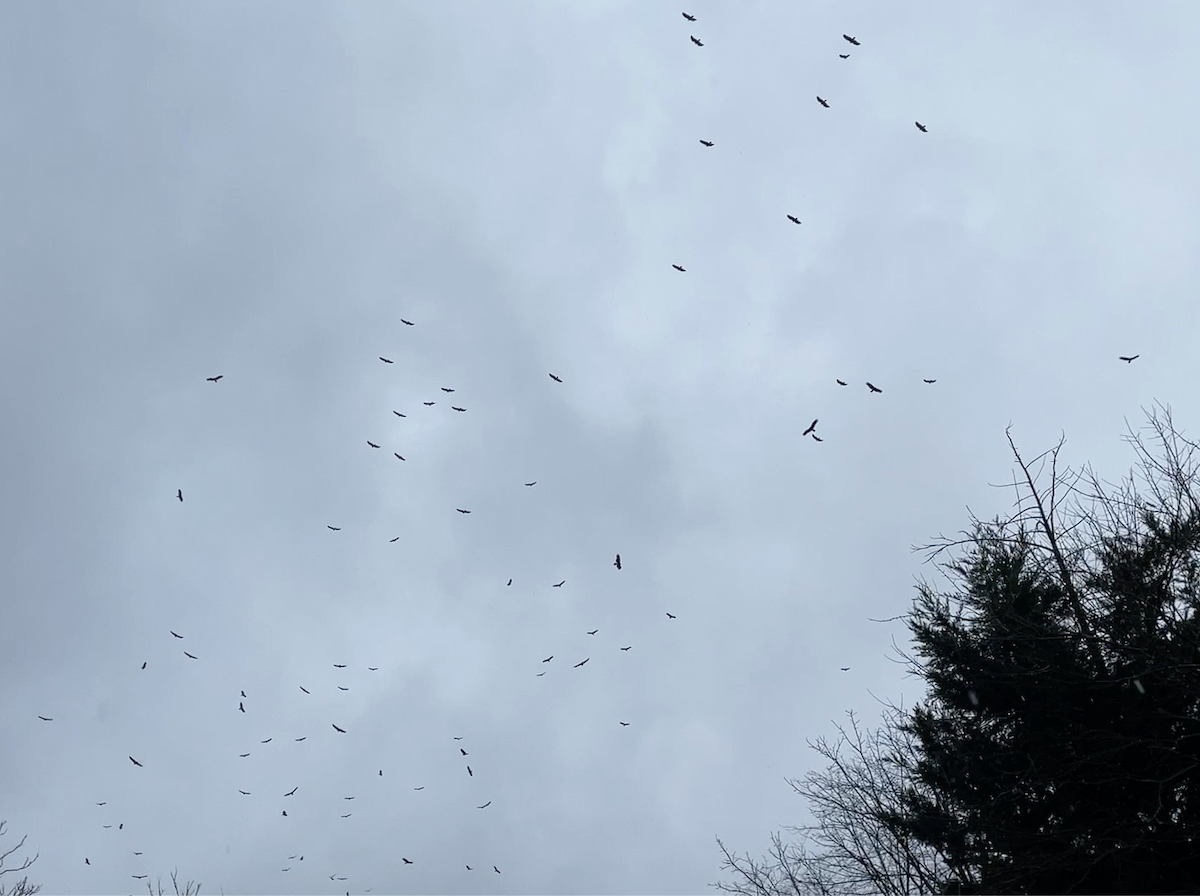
[0,821,40,896]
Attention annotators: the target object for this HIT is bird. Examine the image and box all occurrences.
[812,434,824,442]
[241,690,246,698]
[666,612,676,619]
[345,796,356,800]
[96,802,107,806]
[394,453,405,460]
[184,651,197,660]
[839,53,850,58]
[334,664,346,668]
[699,139,714,147]
[787,214,802,225]
[239,753,250,757]
[682,11,696,20]
[141,662,146,669]
[133,874,148,879]
[402,858,413,865]
[390,536,400,542]
[507,579,512,585]
[574,658,590,668]
[614,553,621,570]
[867,382,883,393]
[206,375,223,382]
[843,34,860,45]
[133,852,142,855]
[401,318,414,326]
[672,264,686,272]
[460,748,468,756]
[379,357,393,364]
[327,526,341,531]
[690,35,703,46]
[239,702,245,713]
[453,736,463,740]
[620,722,630,726]
[494,866,501,874]
[1119,355,1139,363]
[549,373,563,382]
[261,738,272,744]
[413,786,424,791]
[451,406,466,412]
[466,865,473,871]
[176,489,183,502]
[285,787,298,796]
[423,401,435,407]
[367,440,380,448]
[338,686,349,691]
[295,737,306,742]
[553,580,566,588]
[441,387,455,393]
[817,96,830,108]
[587,629,599,635]
[332,723,346,733]
[171,631,183,639]
[368,667,378,671]
[85,858,90,865]
[620,646,632,651]
[239,790,250,795]
[393,410,406,417]
[524,481,537,487]
[477,801,491,809]
[37,715,52,721]
[341,813,352,818]
[915,121,928,132]
[456,508,471,514]
[300,686,310,694]
[129,756,143,767]
[536,671,546,676]
[840,667,850,671]
[802,419,818,437]
[836,379,847,386]
[467,766,473,776]
[543,656,553,663]
[103,825,112,829]
[281,810,287,817]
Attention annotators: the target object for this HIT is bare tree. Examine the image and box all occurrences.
[0,821,40,896]
[145,868,201,896]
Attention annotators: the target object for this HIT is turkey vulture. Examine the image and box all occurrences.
[334,664,347,668]
[239,753,250,757]
[477,801,491,809]
[338,686,349,691]
[456,508,471,514]
[836,379,847,386]
[666,612,676,619]
[614,553,621,570]
[141,662,146,669]
[812,434,824,442]
[915,121,927,132]
[620,721,630,726]
[261,738,272,743]
[536,671,546,676]
[327,526,341,531]
[296,737,306,742]
[401,319,414,326]
[840,667,850,671]
[621,646,632,651]
[682,11,696,20]
[367,441,380,448]
[103,825,112,829]
[672,264,686,272]
[129,756,143,767]
[300,686,310,694]
[690,35,703,46]
[281,810,287,816]
[454,736,463,740]
[423,401,435,406]
[133,852,142,855]
[451,406,466,412]
[923,379,937,384]
[285,787,298,797]
[206,375,223,382]
[441,387,455,392]
[843,34,860,45]
[379,357,393,364]
[553,580,566,588]
[543,656,553,663]
[133,874,148,879]
[549,373,563,382]
[85,858,90,865]
[494,866,501,874]
[467,766,473,776]
[1119,355,1139,363]
[345,796,356,799]
[184,651,197,660]
[177,489,183,502]
[394,453,405,460]
[413,786,424,790]
[817,96,830,108]
[171,631,183,638]
[340,813,351,818]
[507,579,513,585]
[239,702,245,713]
[38,715,52,721]
[699,139,714,147]
[241,690,246,697]
[525,481,536,486]
[460,748,468,756]
[802,419,818,437]
[787,215,802,225]
[390,536,400,543]
[332,723,346,733]
[368,667,378,671]
[839,53,850,58]
[574,658,590,668]
[866,382,882,393]
[393,410,406,417]
[97,802,107,806]
[239,790,250,795]
[466,865,473,870]
[587,629,599,635]
[402,858,413,865]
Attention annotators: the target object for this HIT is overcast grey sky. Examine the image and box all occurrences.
[3,2,1199,894]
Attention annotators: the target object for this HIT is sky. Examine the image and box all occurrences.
[2,2,1199,894]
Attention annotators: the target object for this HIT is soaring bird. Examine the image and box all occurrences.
[281,810,287,817]
[536,671,546,676]
[699,139,714,147]
[836,379,847,386]
[340,813,351,818]
[682,11,696,20]
[543,656,553,663]
[672,264,686,272]
[345,796,356,799]
[812,434,824,442]
[574,658,590,668]
[133,852,142,855]
[614,553,621,570]
[390,537,400,543]
[141,662,146,669]
[690,35,703,46]
[620,721,630,726]
[379,357,393,364]
[816,96,830,108]
[507,579,512,585]
[239,790,250,795]
[1119,355,1139,363]
[840,667,851,671]
[394,453,405,460]
[460,748,468,756]
[423,401,435,406]
[839,53,850,59]
[97,802,107,806]
[549,373,563,382]
[367,441,380,448]
[467,766,473,776]
[285,787,298,796]
[494,866,501,874]
[171,631,183,638]
[866,382,882,393]
[802,419,818,437]
[477,801,491,809]
[525,481,536,486]
[300,686,310,694]
[38,715,52,721]
[413,786,424,790]
[327,526,341,531]
[393,410,406,417]
[241,690,246,698]
[441,387,455,393]
[451,406,466,412]
[206,375,223,382]
[184,651,197,660]
[132,874,148,879]
[552,580,565,588]
[103,825,112,829]
[620,646,632,651]
[401,319,415,326]
[261,738,272,743]
[843,34,860,45]
[129,756,143,767]
[332,723,346,733]
[466,865,473,871]
[368,667,378,671]
[915,121,928,132]
[239,702,245,713]
[85,858,90,865]
[456,508,471,514]
[787,214,802,225]
[587,629,599,635]
[295,737,306,742]
[239,753,250,757]
[666,612,677,619]
[402,858,413,865]
[923,379,937,384]
[176,489,183,502]
[338,686,349,691]
[334,664,347,668]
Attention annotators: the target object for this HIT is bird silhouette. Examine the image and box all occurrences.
[456,508,471,514]
[787,214,802,225]
[839,53,850,58]
[549,373,563,382]
[394,453,405,461]
[452,406,466,412]
[413,786,424,791]
[477,801,491,809]
[494,866,501,874]
[285,787,298,796]
[536,671,546,676]
[812,434,824,442]
[133,874,147,879]
[466,865,473,870]
[171,631,183,639]
[341,813,351,818]
[666,612,676,619]
[129,756,143,767]
[690,35,703,46]
[843,34,860,45]
[467,766,473,776]
[295,737,306,742]
[840,667,850,671]
[241,690,246,698]
[379,357,393,364]
[141,662,146,669]
[393,410,406,417]
[620,721,630,726]
[345,796,356,799]
[699,139,714,147]
[1119,355,1139,363]
[390,536,400,542]
[334,664,346,668]
[338,686,349,691]
[923,379,937,384]
[206,375,223,382]
[133,851,142,855]
[85,858,89,865]
[402,858,413,865]
[682,11,696,20]
[574,658,590,668]
[587,629,599,635]
[543,656,553,663]
[461,748,468,756]
[441,387,454,392]
[401,319,414,326]
[423,401,435,406]
[817,96,830,108]
[802,419,818,437]
[281,810,287,817]
[97,802,107,806]
[239,702,245,713]
[367,441,380,448]
[38,715,52,721]
[239,790,250,795]
[672,264,686,272]
[368,667,378,671]
[836,379,847,386]
[176,489,183,502]
[332,724,346,733]
[103,825,112,829]
[621,646,632,651]
[327,526,341,531]
[614,553,621,570]
[915,121,928,132]
[184,651,197,660]
[553,580,566,588]
[239,753,250,757]
[261,738,272,743]
[300,686,310,694]
[866,382,882,393]
[507,579,513,585]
